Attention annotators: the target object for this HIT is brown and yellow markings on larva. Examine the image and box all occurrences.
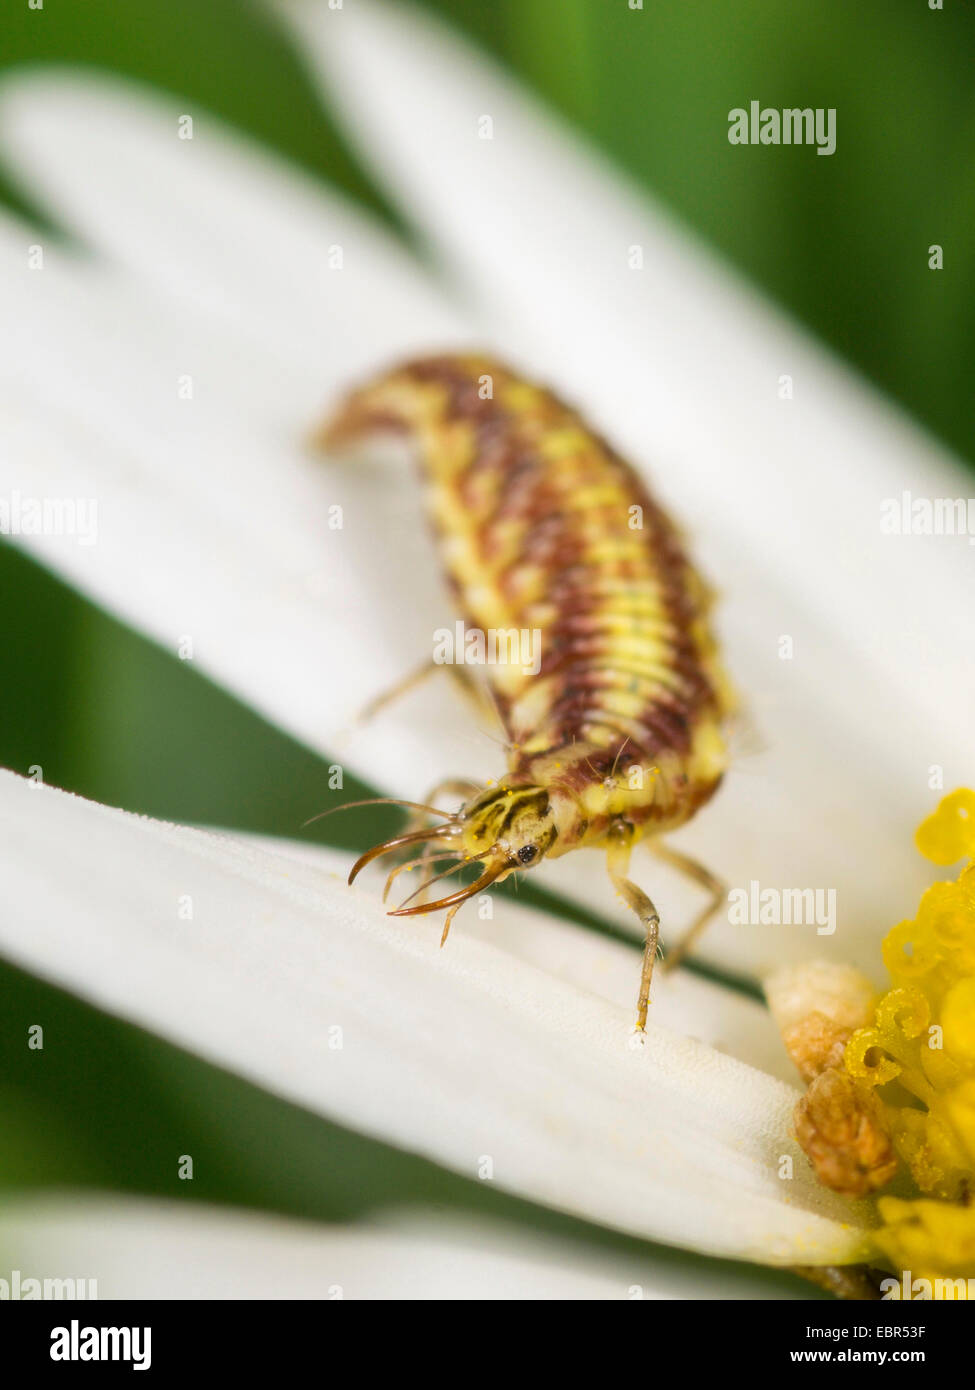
[316,353,736,1031]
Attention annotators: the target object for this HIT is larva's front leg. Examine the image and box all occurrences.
[606,820,661,1033]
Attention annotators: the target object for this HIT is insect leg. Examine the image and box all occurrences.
[422,778,482,808]
[606,821,661,1033]
[351,661,501,740]
[648,841,727,973]
[351,657,438,728]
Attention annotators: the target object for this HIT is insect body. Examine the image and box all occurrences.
[320,354,734,1029]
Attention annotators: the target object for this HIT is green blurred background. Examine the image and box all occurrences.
[1,0,971,1289]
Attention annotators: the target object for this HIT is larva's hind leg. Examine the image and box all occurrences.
[606,821,661,1032]
[648,841,726,973]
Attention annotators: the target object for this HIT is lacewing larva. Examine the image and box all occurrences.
[316,354,734,1031]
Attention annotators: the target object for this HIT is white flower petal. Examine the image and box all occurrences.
[0,50,953,984]
[248,836,799,1085]
[0,68,467,398]
[0,1194,809,1300]
[0,204,473,752]
[0,771,874,1266]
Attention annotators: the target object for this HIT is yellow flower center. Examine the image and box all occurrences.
[845,790,975,1293]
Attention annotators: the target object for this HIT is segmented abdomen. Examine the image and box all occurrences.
[324,354,732,838]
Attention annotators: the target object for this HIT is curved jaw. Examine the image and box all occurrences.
[346,819,509,927]
[387,858,509,918]
[387,852,513,949]
[347,824,460,885]
[346,782,556,944]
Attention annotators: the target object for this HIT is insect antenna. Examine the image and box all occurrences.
[302,797,454,830]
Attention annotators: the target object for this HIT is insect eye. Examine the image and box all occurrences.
[517,844,537,864]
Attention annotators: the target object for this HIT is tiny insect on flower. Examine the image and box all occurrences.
[315,354,736,1030]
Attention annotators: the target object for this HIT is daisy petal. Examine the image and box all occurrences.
[0,203,477,759]
[0,1194,810,1300]
[0,67,466,398]
[247,836,800,1084]
[0,771,874,1267]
